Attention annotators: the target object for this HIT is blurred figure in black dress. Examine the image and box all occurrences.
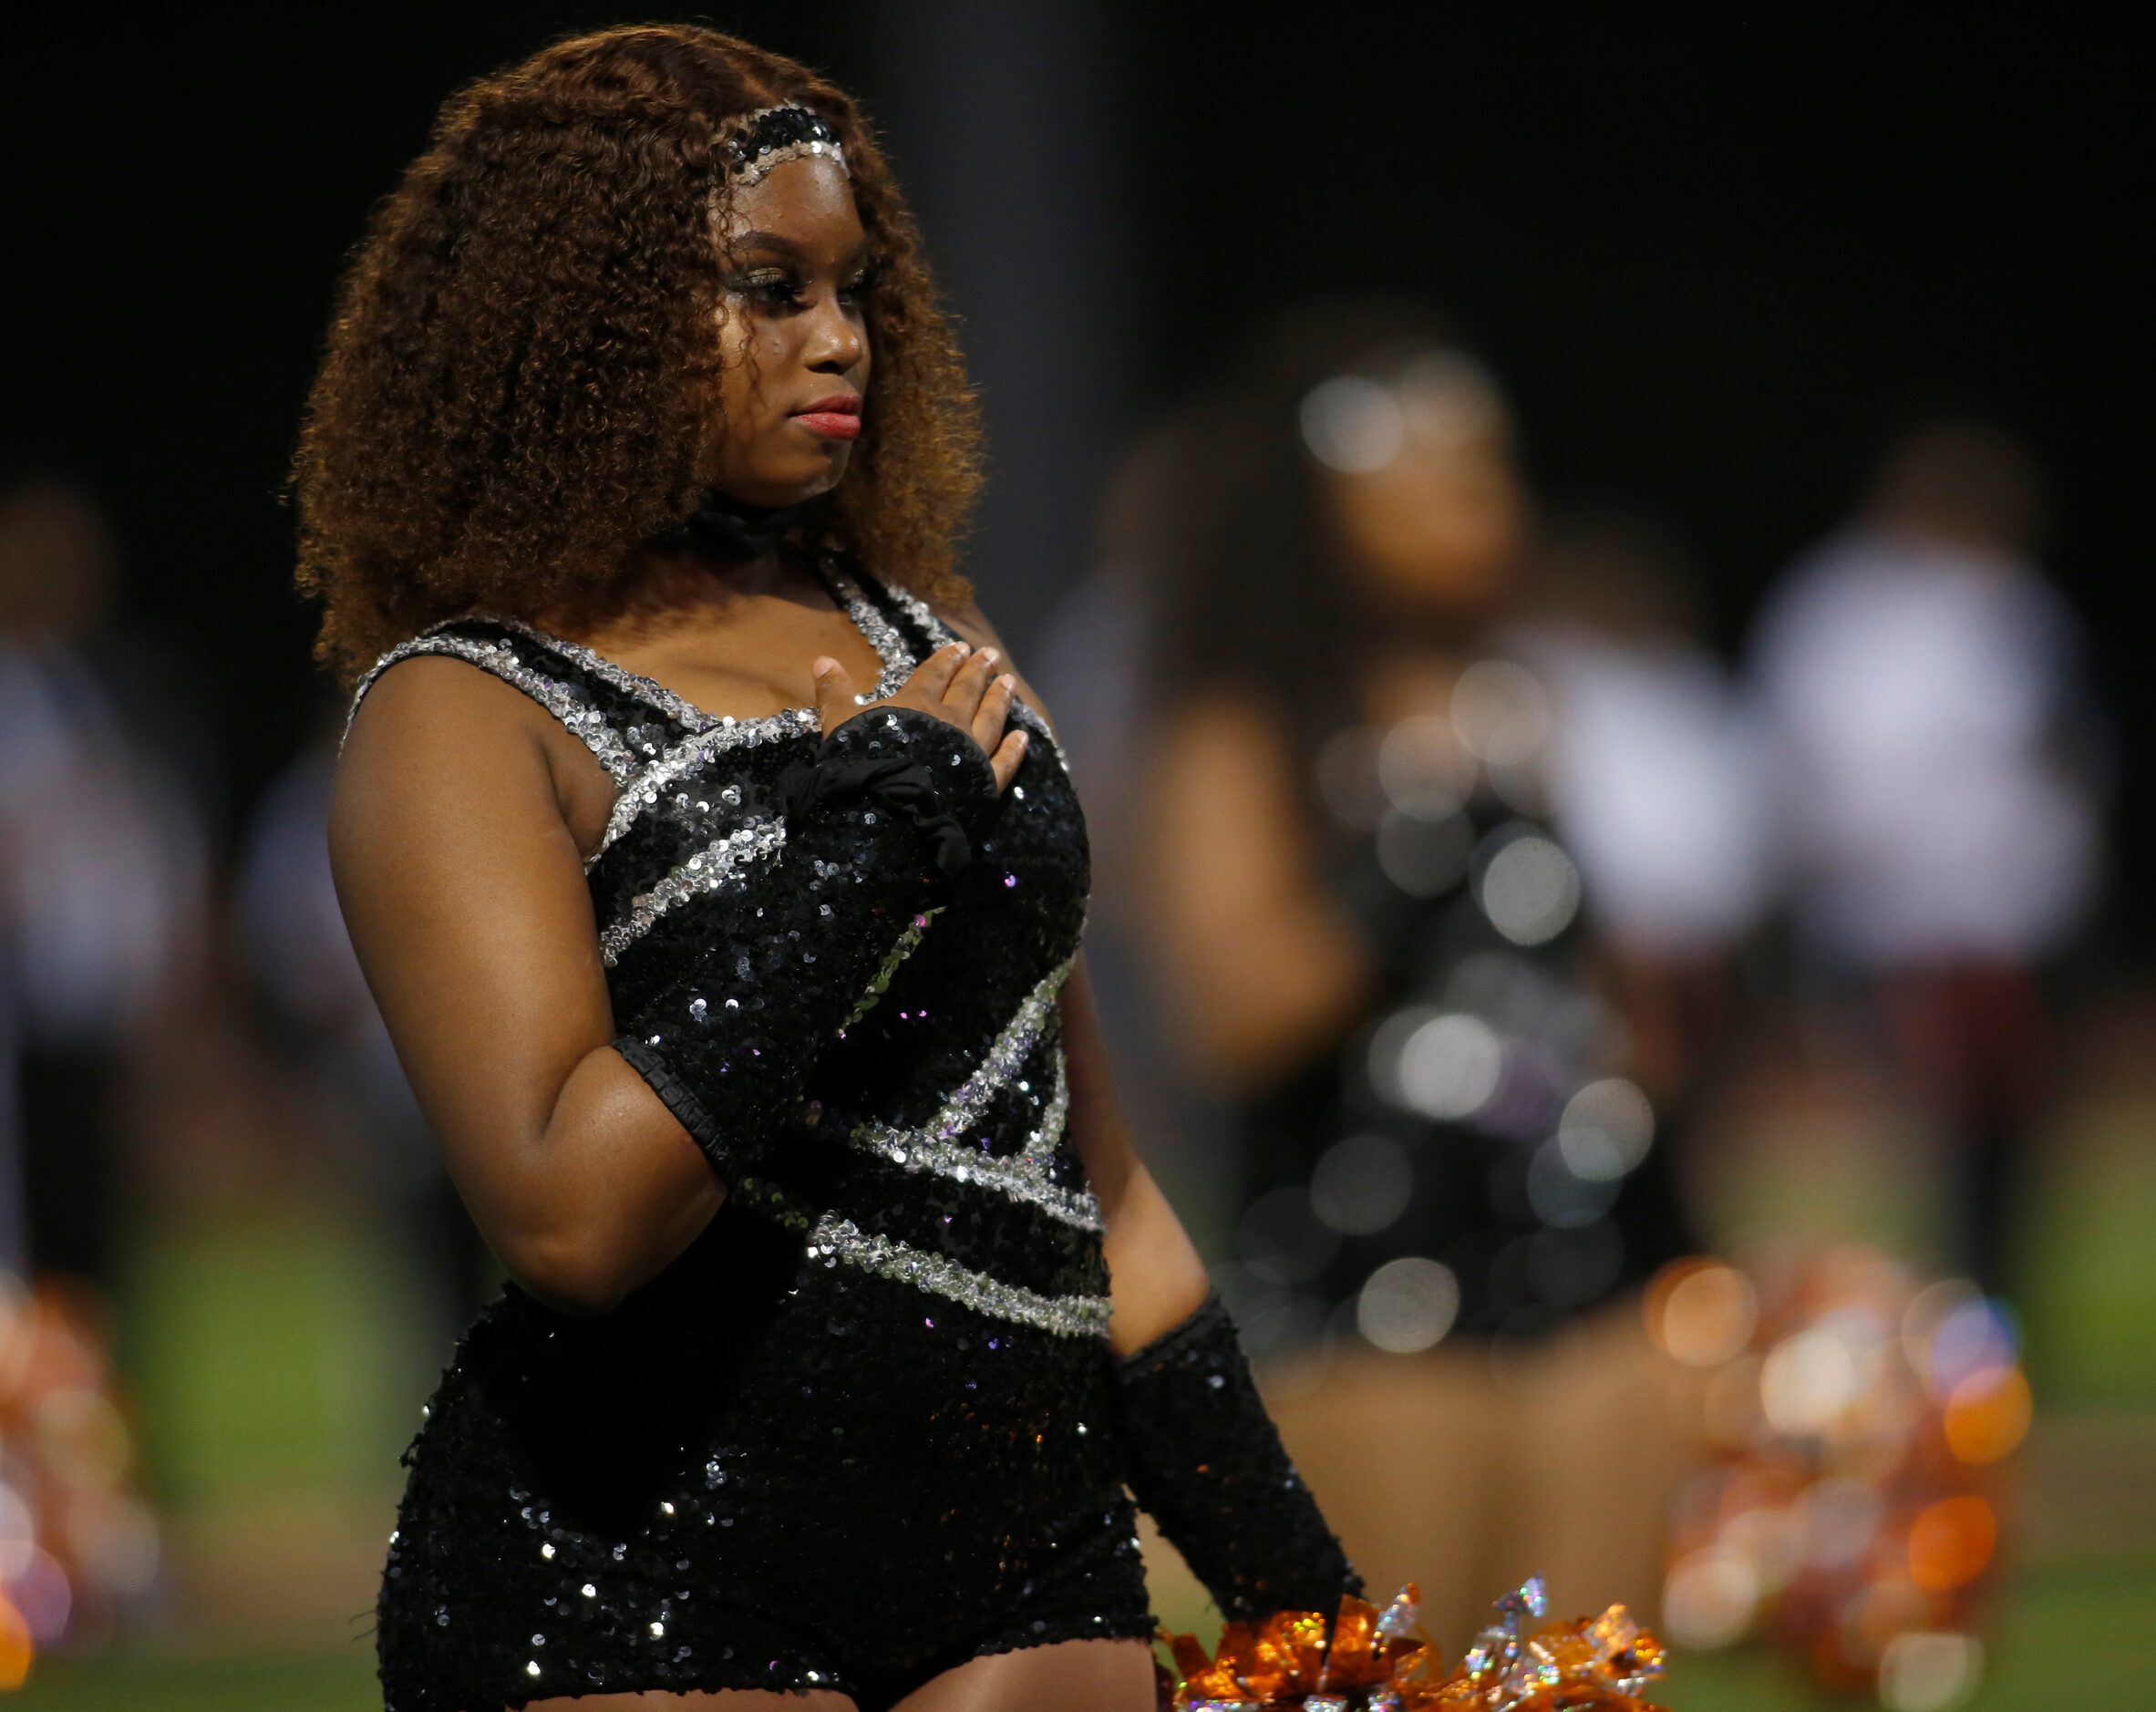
[1124,304,1713,1640]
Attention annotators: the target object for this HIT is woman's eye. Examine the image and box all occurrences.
[728,264,876,310]
[732,271,802,305]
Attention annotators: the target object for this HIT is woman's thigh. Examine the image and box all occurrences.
[892,1637,1156,1712]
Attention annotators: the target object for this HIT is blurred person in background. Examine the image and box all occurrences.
[1505,509,1771,1111]
[0,471,204,1665]
[1127,304,1708,1642]
[0,472,211,1290]
[1746,418,2110,1301]
[232,711,493,1354]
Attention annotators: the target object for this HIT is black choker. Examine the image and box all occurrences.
[686,493,812,560]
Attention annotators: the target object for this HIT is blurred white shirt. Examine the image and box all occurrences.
[1509,623,1771,956]
[0,642,203,1044]
[1748,525,2102,966]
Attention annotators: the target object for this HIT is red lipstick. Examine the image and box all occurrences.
[794,394,863,441]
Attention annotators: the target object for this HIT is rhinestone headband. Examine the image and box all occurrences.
[717,103,848,187]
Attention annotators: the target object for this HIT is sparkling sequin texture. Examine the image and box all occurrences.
[1114,1290,1363,1622]
[840,903,944,1030]
[717,103,850,187]
[345,558,1159,1712]
[596,818,787,967]
[1222,687,1698,1354]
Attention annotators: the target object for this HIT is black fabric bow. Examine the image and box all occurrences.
[778,748,974,880]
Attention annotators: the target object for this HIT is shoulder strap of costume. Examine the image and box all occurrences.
[841,556,959,661]
[837,560,1071,778]
[338,616,670,784]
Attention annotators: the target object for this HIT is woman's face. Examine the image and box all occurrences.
[706,154,874,507]
[1319,365,1527,621]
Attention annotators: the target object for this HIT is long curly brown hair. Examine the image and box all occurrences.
[292,23,982,690]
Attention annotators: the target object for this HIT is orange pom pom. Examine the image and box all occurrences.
[1155,1578,1668,1711]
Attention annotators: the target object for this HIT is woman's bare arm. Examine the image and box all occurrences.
[1133,688,1379,1094]
[1058,949,1212,1353]
[329,655,719,1316]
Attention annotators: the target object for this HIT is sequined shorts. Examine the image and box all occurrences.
[442,1512,1159,1712]
[374,1217,1157,1711]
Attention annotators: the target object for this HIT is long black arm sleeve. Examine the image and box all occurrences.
[1111,1289,1363,1621]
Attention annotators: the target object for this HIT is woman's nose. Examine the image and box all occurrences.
[803,294,865,372]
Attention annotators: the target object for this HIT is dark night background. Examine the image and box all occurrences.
[8,5,2147,944]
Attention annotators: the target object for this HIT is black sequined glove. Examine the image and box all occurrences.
[610,702,1001,1189]
[1110,1289,1362,1621]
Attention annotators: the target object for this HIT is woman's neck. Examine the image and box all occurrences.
[688,490,813,565]
[1343,592,1493,728]
[532,492,827,644]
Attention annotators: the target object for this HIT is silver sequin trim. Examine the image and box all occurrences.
[597,819,787,966]
[495,557,913,743]
[853,1043,1098,1232]
[820,563,920,695]
[838,905,945,1031]
[585,707,820,871]
[732,137,848,187]
[805,1214,1111,1339]
[879,581,1070,776]
[847,954,1097,1228]
[725,1177,1109,1337]
[857,952,1072,1140]
[718,106,851,187]
[575,557,918,868]
[340,630,640,781]
[492,616,719,734]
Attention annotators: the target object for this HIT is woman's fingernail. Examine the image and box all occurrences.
[811,656,836,676]
[996,674,1016,690]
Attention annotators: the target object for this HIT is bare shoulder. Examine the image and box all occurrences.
[921,587,1060,741]
[335,650,556,794]
[329,650,567,874]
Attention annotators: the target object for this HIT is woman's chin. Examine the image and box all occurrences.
[710,459,850,511]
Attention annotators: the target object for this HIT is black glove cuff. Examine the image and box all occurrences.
[1112,1288,1363,1621]
[1116,1284,1241,1377]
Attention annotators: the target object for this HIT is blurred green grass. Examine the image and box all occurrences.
[9,1652,380,1712]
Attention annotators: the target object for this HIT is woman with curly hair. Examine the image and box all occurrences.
[305,25,1356,1712]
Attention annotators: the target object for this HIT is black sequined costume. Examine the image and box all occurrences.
[1222,677,1697,1356]
[341,553,1352,1711]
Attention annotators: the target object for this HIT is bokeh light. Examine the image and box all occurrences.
[1651,1249,2023,1702]
[1906,1496,1996,1591]
[0,1275,161,1684]
[1942,1367,2033,1466]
